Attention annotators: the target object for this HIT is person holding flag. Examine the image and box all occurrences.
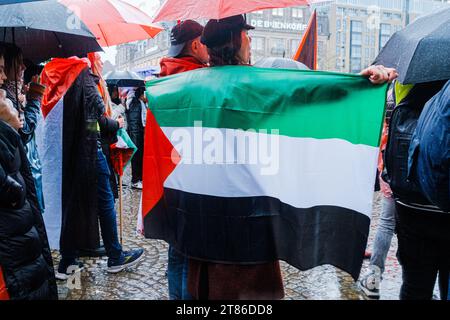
[39,56,144,280]
[157,19,209,300]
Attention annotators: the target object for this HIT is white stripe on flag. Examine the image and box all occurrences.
[162,127,379,217]
[37,99,64,250]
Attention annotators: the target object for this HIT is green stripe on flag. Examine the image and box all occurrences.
[146,66,387,147]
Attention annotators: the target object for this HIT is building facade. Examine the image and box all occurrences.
[315,0,449,73]
[116,0,449,73]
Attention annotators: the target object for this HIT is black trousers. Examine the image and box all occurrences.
[395,202,450,300]
[128,129,144,183]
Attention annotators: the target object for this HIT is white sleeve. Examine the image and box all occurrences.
[141,102,147,127]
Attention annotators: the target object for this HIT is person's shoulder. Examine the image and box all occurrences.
[0,119,21,149]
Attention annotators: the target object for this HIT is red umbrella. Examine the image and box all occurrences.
[153,0,324,22]
[60,0,163,47]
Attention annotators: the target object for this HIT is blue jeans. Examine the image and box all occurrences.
[370,196,396,273]
[168,246,192,300]
[61,149,123,265]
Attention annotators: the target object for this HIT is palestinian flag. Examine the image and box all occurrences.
[36,57,100,250]
[110,128,137,177]
[141,66,387,280]
[0,267,9,300]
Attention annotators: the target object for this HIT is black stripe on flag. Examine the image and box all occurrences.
[144,188,370,280]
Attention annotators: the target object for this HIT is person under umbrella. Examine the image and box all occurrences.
[0,47,57,300]
[38,57,145,279]
[182,14,397,300]
[157,19,209,301]
[0,42,46,214]
[126,86,147,190]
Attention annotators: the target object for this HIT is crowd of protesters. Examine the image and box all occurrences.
[0,14,448,301]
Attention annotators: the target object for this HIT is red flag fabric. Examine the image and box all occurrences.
[141,110,180,218]
[0,267,9,300]
[110,128,137,177]
[41,57,90,118]
[293,9,318,70]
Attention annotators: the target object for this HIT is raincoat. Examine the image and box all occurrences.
[0,120,57,300]
[3,81,46,213]
[408,80,450,212]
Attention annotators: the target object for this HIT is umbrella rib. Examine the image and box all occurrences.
[52,31,67,58]
[98,25,110,47]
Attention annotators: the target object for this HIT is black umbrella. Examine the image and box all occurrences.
[104,70,145,87]
[374,7,450,84]
[0,0,102,63]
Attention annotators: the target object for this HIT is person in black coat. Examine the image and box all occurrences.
[0,65,57,299]
[126,87,146,189]
[39,57,144,278]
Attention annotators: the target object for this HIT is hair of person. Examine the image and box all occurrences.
[134,86,145,99]
[107,83,117,97]
[0,42,23,76]
[207,30,243,67]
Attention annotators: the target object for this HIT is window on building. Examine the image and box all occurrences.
[351,57,361,73]
[291,39,299,56]
[292,8,303,18]
[383,12,392,20]
[270,38,285,56]
[379,23,391,51]
[370,35,376,47]
[365,48,370,58]
[352,33,362,45]
[336,32,341,44]
[251,37,265,52]
[272,8,284,16]
[350,20,363,73]
[336,19,341,31]
[351,20,363,33]
[318,41,324,57]
[364,35,369,46]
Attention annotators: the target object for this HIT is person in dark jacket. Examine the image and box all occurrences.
[39,57,144,279]
[385,80,450,300]
[183,15,397,300]
[126,86,147,189]
[0,49,57,300]
[0,42,46,213]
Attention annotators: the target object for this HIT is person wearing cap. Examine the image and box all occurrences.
[182,14,398,300]
[157,19,209,300]
[159,20,209,77]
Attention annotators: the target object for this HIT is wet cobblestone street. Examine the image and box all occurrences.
[55,170,425,300]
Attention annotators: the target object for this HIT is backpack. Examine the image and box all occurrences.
[408,80,450,212]
[384,80,446,205]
